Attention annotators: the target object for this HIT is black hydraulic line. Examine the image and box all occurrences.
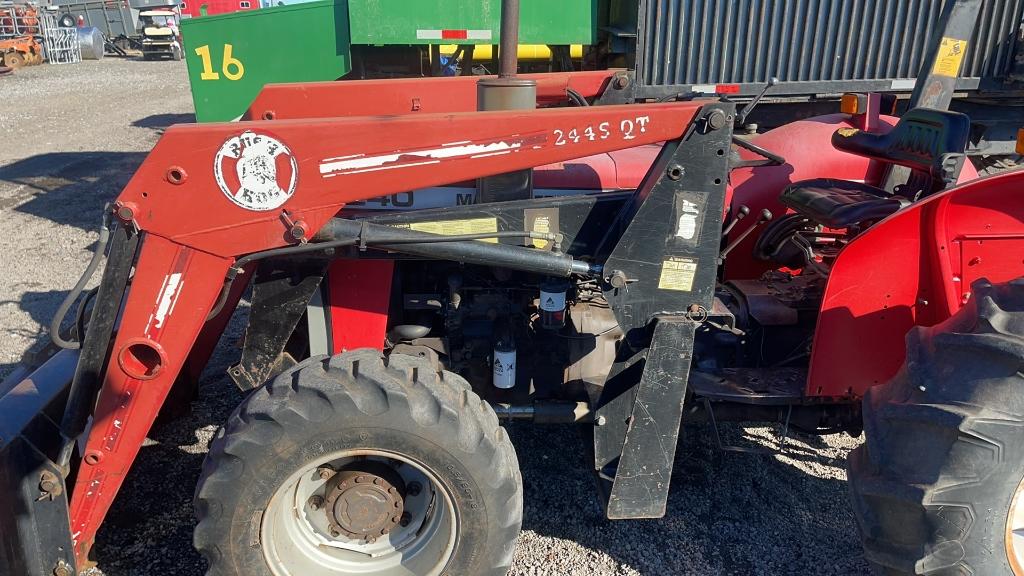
[316,219,600,277]
[205,237,360,320]
[50,207,112,349]
[566,87,589,106]
[363,230,557,245]
[58,224,139,467]
[206,224,589,321]
[74,286,100,343]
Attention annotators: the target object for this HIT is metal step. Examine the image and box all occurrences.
[690,367,806,405]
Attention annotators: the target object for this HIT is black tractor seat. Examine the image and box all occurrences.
[779,178,909,229]
[777,107,969,229]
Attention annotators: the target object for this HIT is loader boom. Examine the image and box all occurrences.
[66,97,709,564]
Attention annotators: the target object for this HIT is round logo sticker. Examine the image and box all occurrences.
[214,131,298,211]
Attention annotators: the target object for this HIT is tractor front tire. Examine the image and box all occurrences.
[849,277,1024,575]
[194,349,522,576]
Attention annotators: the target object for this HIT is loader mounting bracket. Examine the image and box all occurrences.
[603,318,696,518]
[592,102,734,518]
[229,260,326,390]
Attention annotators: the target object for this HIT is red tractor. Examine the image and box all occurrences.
[1,1,1023,575]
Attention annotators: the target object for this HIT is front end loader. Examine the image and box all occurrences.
[0,76,737,573]
[2,1,1024,575]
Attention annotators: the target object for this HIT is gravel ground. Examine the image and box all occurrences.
[0,58,872,576]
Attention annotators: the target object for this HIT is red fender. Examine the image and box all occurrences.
[806,168,1024,398]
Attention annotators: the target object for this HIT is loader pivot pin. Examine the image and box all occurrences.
[322,461,407,541]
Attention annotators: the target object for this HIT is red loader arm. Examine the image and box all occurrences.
[68,100,707,563]
[243,70,621,120]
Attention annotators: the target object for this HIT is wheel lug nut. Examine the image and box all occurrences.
[308,495,324,511]
[399,512,411,527]
[329,527,341,537]
[317,465,335,480]
[408,482,422,496]
[356,475,366,483]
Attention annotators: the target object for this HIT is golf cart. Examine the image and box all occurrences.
[139,9,180,60]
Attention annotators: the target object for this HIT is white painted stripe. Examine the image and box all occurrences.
[145,272,183,335]
[890,79,916,90]
[466,29,492,40]
[319,140,523,177]
[691,84,717,93]
[416,30,442,40]
[469,150,512,159]
[324,159,441,177]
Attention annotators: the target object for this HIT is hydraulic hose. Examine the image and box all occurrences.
[566,87,589,106]
[51,207,112,349]
[316,219,597,277]
[205,226,576,321]
[205,237,361,320]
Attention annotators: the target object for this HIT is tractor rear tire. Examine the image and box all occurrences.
[848,277,1024,575]
[194,349,522,576]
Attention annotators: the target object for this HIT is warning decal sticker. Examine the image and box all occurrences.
[658,257,698,292]
[408,217,499,243]
[931,37,967,78]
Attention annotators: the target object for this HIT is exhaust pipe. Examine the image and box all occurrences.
[476,0,537,203]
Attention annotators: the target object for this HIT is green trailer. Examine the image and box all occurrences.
[181,0,598,122]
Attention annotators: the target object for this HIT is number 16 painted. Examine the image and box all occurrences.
[194,44,245,81]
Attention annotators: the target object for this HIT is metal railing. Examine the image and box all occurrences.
[0,3,81,64]
[39,11,81,64]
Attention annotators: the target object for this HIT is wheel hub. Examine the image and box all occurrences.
[323,462,406,541]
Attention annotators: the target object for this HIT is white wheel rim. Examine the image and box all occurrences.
[1007,474,1024,574]
[261,449,457,576]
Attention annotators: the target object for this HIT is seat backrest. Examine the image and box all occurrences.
[831,108,970,197]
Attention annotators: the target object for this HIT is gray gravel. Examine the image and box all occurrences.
[0,58,872,576]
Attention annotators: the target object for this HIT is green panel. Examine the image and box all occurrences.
[348,0,597,45]
[181,0,352,123]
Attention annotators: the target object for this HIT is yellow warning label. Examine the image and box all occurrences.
[932,37,967,78]
[409,217,499,243]
[658,257,698,292]
[531,215,551,249]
